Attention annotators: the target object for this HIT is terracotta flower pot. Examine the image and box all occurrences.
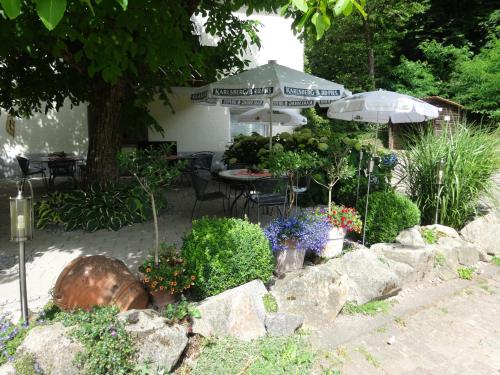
[321,227,347,258]
[53,255,149,312]
[274,239,305,274]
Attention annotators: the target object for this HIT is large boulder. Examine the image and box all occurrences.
[460,213,500,255]
[192,280,268,341]
[265,312,304,336]
[118,309,188,372]
[270,263,347,327]
[371,243,435,281]
[327,249,403,304]
[16,322,84,375]
[396,226,426,248]
[436,237,482,266]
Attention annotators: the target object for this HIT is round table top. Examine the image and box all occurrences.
[218,168,272,181]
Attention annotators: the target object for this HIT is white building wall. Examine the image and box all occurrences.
[0,100,88,178]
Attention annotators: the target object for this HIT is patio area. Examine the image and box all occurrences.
[0,176,273,317]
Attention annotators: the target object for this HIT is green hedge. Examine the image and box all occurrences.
[362,190,421,245]
[181,217,274,299]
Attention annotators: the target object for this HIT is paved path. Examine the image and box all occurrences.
[310,265,500,374]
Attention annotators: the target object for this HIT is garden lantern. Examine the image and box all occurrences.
[435,158,446,224]
[9,180,34,324]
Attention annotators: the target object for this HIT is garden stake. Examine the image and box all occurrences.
[362,157,374,246]
[355,148,364,207]
[434,158,445,224]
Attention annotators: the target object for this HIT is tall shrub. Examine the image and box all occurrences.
[181,218,274,299]
[400,124,499,228]
[361,191,420,245]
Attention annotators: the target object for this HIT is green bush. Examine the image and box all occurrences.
[361,191,421,245]
[400,123,499,228]
[181,217,274,299]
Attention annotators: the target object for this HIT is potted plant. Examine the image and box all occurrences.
[264,212,330,274]
[139,244,196,308]
[312,204,362,258]
[267,150,316,212]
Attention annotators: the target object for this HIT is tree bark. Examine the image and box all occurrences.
[363,19,376,91]
[86,83,126,185]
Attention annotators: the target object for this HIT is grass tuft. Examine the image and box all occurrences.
[457,266,474,280]
[262,294,278,313]
[342,300,392,316]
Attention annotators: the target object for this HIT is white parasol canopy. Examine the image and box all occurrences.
[237,107,307,127]
[327,89,439,124]
[327,89,439,246]
[192,60,349,149]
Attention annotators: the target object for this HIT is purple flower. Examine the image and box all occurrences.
[264,212,330,254]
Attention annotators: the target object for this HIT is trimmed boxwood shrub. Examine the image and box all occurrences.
[181,217,274,300]
[361,190,420,245]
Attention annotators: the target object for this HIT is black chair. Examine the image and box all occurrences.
[292,174,311,210]
[189,151,214,171]
[16,156,47,186]
[245,177,288,222]
[190,170,227,219]
[48,159,76,184]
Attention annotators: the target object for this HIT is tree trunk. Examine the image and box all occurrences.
[363,19,376,91]
[86,83,126,185]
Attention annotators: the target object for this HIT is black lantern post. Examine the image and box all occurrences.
[434,159,446,224]
[9,180,34,324]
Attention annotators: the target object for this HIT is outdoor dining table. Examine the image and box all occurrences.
[30,155,85,182]
[218,168,273,216]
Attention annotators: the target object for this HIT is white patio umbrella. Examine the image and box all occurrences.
[237,107,307,127]
[192,60,349,149]
[327,89,439,245]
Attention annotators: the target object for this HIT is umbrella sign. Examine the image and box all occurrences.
[192,60,350,148]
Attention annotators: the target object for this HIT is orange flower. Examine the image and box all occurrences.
[144,277,149,283]
[191,275,196,281]
[145,268,151,273]
[159,286,164,291]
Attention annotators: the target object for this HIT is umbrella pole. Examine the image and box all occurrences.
[269,99,273,151]
[362,121,379,246]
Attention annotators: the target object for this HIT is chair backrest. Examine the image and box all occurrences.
[190,152,214,171]
[16,156,30,175]
[251,177,288,196]
[190,170,211,199]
